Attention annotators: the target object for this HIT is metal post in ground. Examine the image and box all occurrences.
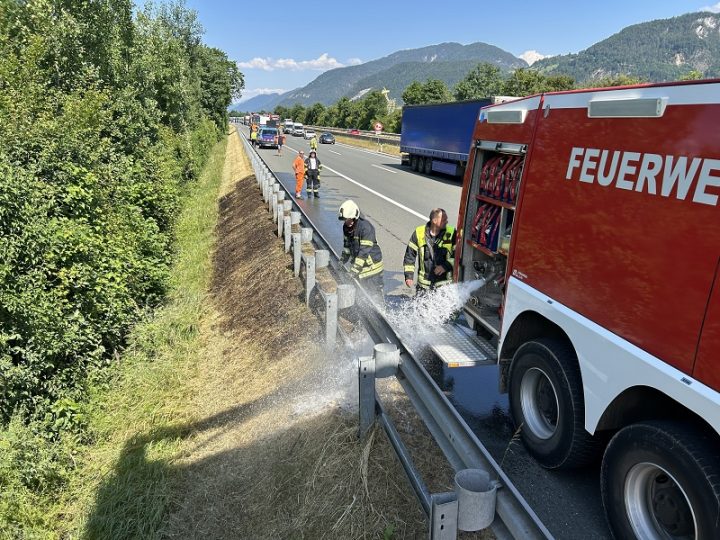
[304,254,315,306]
[284,216,292,252]
[271,193,278,218]
[429,493,459,540]
[277,206,283,237]
[358,356,376,439]
[321,290,337,346]
[292,233,301,276]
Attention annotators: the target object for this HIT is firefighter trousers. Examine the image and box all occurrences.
[306,170,320,194]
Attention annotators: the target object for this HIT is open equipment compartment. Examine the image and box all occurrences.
[459,140,525,336]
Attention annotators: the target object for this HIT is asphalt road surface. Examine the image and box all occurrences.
[240,126,612,540]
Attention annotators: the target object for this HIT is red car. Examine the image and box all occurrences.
[348,128,360,135]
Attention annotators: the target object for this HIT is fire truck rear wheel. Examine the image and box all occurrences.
[509,338,600,469]
[601,421,720,540]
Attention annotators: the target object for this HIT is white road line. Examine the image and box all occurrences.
[329,149,342,155]
[336,142,402,160]
[371,163,397,174]
[322,163,425,221]
[285,146,424,220]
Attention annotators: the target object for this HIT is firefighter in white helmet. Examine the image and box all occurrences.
[338,200,385,304]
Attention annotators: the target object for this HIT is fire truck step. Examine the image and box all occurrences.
[426,324,497,368]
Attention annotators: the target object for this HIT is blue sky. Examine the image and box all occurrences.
[181,0,720,103]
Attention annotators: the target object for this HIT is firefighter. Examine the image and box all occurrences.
[309,134,318,152]
[293,150,306,199]
[304,150,322,197]
[250,128,258,147]
[404,208,456,294]
[338,200,385,305]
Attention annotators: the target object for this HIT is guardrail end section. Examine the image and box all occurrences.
[358,356,376,439]
[429,492,458,540]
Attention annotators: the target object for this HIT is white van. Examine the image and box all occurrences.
[292,123,304,136]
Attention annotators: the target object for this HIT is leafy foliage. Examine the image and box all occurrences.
[453,63,505,100]
[402,79,452,105]
[0,0,242,422]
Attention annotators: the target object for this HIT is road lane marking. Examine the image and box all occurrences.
[322,163,425,221]
[285,146,424,220]
[336,142,402,160]
[329,149,342,155]
[371,164,397,174]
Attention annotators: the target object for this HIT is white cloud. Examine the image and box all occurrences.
[699,2,720,12]
[519,50,549,65]
[237,53,349,71]
[346,58,363,66]
[236,88,286,102]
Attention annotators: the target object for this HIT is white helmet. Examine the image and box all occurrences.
[338,200,360,221]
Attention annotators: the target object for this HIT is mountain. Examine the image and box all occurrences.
[272,42,526,108]
[534,12,720,82]
[232,92,283,112]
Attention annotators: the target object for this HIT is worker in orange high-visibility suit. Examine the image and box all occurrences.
[293,150,306,199]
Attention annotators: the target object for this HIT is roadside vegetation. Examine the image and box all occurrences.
[0,0,241,534]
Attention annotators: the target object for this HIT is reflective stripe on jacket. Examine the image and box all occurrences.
[341,216,384,279]
[403,223,456,289]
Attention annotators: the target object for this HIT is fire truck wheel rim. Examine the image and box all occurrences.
[519,366,559,440]
[624,461,696,540]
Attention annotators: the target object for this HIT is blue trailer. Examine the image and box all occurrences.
[400,98,503,177]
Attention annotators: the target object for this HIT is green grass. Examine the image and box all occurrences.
[0,136,228,540]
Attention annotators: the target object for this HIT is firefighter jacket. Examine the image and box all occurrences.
[404,222,456,289]
[341,216,384,280]
[304,156,322,172]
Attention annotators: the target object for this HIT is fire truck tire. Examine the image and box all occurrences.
[410,155,419,171]
[509,338,600,468]
[601,421,720,540]
[423,157,433,175]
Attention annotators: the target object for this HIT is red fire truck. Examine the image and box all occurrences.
[455,79,720,539]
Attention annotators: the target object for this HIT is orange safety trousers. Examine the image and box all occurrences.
[295,172,305,194]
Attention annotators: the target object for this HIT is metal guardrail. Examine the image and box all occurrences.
[307,125,400,147]
[237,127,552,539]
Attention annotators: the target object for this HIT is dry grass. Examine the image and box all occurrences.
[334,135,402,157]
[159,127,429,539]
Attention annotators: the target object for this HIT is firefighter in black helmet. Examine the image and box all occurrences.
[338,200,385,305]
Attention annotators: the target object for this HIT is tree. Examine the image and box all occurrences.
[454,63,504,100]
[586,74,645,88]
[304,103,326,126]
[354,90,388,130]
[502,69,549,96]
[289,104,306,124]
[680,70,703,81]
[402,79,452,105]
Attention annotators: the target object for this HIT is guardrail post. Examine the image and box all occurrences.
[323,291,337,346]
[374,343,400,378]
[284,217,292,251]
[429,493,459,540]
[292,233,301,276]
[291,211,300,227]
[304,254,315,305]
[314,249,329,269]
[358,356,376,439]
[337,283,356,309]
[271,193,277,217]
[277,205,283,237]
[301,227,313,244]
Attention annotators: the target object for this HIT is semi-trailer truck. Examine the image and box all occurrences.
[400,98,514,177]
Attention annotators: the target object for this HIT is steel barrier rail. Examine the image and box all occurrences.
[306,125,400,147]
[236,126,552,539]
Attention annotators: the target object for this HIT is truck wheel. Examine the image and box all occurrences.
[601,421,720,540]
[417,156,425,172]
[509,338,600,468]
[424,157,433,175]
[410,155,418,171]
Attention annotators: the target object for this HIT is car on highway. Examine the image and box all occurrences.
[348,128,360,135]
[319,132,335,144]
[292,123,304,136]
[303,129,316,140]
[256,127,278,148]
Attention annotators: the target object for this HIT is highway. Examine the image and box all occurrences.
[241,126,612,539]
